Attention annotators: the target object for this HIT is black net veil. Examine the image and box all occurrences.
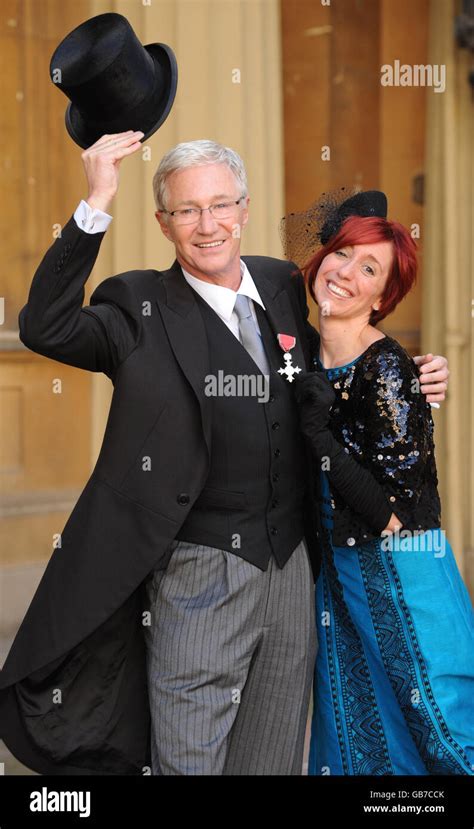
[279,186,388,270]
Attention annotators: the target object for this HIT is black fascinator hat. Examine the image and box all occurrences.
[50,12,178,148]
[280,187,388,268]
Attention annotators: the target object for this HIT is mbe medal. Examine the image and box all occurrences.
[277,333,302,383]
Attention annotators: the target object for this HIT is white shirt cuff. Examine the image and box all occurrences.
[74,199,113,234]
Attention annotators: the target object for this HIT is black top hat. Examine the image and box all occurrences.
[50,12,178,148]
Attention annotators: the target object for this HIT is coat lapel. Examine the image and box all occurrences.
[155,260,212,456]
[243,257,309,373]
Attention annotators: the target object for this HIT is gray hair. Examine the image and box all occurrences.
[152,139,248,211]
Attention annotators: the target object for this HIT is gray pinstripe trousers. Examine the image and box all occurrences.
[143,537,317,775]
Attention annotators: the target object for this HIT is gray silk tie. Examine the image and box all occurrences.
[233,294,271,376]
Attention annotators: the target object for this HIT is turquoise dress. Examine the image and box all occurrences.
[308,353,474,776]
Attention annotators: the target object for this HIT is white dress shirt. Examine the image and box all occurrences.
[74,199,113,233]
[73,200,266,340]
[180,263,266,339]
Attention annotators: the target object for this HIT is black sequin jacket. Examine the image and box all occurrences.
[311,334,442,547]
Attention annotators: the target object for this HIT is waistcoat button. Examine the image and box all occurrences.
[177,493,190,505]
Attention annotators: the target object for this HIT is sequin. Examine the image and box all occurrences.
[313,335,441,546]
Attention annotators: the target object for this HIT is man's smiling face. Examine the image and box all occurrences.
[155,163,249,285]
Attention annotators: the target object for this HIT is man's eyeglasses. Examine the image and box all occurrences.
[159,196,246,225]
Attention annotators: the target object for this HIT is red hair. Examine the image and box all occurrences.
[301,215,418,325]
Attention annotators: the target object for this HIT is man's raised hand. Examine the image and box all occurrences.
[82,130,145,213]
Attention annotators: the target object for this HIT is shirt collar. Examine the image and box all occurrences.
[180,260,266,322]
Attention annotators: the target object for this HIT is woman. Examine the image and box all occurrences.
[289,190,474,776]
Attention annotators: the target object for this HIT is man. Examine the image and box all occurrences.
[0,134,449,776]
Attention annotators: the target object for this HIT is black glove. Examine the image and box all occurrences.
[293,371,336,438]
[294,370,393,534]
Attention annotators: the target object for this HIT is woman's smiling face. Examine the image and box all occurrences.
[314,240,394,320]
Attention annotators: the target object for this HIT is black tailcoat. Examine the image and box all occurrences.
[0,216,320,774]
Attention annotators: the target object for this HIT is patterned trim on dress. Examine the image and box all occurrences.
[321,529,394,775]
[357,538,472,775]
